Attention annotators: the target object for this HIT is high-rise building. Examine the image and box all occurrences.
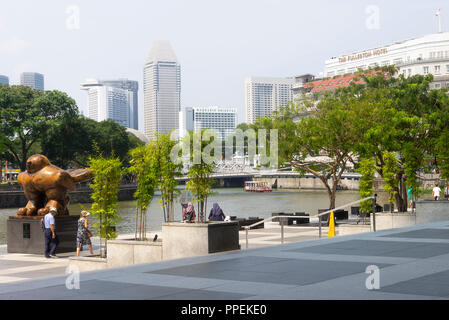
[80,79,133,128]
[20,72,44,90]
[99,79,139,130]
[179,107,194,138]
[143,40,181,139]
[81,79,137,128]
[245,77,295,124]
[179,106,237,141]
[0,75,9,85]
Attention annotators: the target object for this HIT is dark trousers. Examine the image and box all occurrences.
[44,228,59,257]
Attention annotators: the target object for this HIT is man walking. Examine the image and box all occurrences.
[44,208,59,258]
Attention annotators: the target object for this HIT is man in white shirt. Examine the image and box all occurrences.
[432,184,442,201]
[43,208,59,258]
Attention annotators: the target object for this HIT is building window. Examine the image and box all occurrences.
[423,66,429,75]
[435,83,441,89]
[446,65,449,73]
[408,69,412,76]
[435,65,441,74]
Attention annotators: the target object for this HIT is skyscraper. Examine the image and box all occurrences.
[245,77,295,124]
[100,79,139,130]
[0,75,9,85]
[20,72,44,90]
[80,79,134,128]
[143,41,181,139]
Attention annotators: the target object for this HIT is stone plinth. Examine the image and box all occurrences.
[162,221,240,260]
[372,212,416,231]
[416,200,449,224]
[7,215,79,254]
[106,239,162,268]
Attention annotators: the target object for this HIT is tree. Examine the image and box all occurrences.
[0,86,78,170]
[89,155,123,256]
[41,116,140,168]
[256,97,362,209]
[184,130,216,222]
[128,145,157,240]
[149,133,182,223]
[352,69,449,211]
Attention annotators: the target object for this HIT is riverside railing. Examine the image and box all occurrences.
[243,195,377,249]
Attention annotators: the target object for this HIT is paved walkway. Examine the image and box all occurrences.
[1,220,449,299]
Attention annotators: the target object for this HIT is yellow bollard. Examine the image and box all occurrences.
[328,211,336,237]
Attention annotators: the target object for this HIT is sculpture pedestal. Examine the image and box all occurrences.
[7,215,79,254]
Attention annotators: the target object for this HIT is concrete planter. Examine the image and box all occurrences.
[162,221,240,260]
[68,255,107,272]
[106,239,162,268]
[373,212,416,231]
[416,200,449,224]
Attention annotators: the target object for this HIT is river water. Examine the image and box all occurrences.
[0,188,409,245]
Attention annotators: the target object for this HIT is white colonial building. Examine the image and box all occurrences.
[325,32,449,89]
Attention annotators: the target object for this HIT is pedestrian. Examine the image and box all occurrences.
[444,183,449,200]
[209,203,225,221]
[407,187,414,209]
[183,202,196,222]
[432,183,442,201]
[44,208,59,259]
[76,210,94,256]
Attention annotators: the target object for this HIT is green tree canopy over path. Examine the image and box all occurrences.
[0,85,78,170]
[255,66,449,211]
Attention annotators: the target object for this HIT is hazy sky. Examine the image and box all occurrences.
[0,0,447,131]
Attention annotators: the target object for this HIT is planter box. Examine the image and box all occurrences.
[107,239,162,268]
[7,215,78,254]
[416,200,449,224]
[68,255,107,272]
[162,221,240,260]
[373,212,416,231]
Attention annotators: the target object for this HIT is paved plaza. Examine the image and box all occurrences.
[0,220,449,299]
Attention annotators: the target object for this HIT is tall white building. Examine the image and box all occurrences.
[81,79,137,128]
[324,32,449,89]
[20,72,44,90]
[185,106,237,141]
[98,79,139,130]
[179,107,194,138]
[143,41,181,139]
[245,77,295,124]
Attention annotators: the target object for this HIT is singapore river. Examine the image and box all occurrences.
[0,188,399,245]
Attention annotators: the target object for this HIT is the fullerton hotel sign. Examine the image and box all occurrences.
[338,48,388,63]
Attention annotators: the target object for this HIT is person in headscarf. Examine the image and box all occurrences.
[209,203,225,221]
[184,202,196,222]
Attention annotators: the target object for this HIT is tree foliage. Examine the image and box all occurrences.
[88,155,123,256]
[0,86,78,170]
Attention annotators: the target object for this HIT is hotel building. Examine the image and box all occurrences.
[80,79,133,128]
[245,77,295,124]
[179,106,237,141]
[324,32,449,90]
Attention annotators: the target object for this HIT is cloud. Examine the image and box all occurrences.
[0,36,30,55]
